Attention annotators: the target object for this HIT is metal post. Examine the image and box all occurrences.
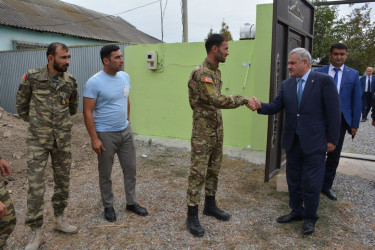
[182,0,188,42]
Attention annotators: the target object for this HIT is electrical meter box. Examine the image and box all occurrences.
[146,51,158,70]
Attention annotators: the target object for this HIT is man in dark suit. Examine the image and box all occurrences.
[315,43,362,201]
[249,48,341,235]
[360,67,375,122]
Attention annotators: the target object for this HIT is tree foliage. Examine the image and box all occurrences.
[206,28,214,41]
[313,1,375,74]
[206,20,233,41]
[312,3,338,65]
[219,20,233,41]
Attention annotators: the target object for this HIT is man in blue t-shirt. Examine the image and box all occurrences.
[83,45,148,222]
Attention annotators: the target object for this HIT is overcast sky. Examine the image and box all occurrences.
[62,0,375,43]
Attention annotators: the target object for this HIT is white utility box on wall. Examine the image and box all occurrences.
[146,51,158,70]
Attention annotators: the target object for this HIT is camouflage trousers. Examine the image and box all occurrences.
[25,130,72,229]
[187,123,223,206]
[0,181,16,249]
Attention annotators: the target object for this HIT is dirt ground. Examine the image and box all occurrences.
[0,108,374,249]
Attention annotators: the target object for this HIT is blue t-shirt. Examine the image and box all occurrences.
[83,70,130,132]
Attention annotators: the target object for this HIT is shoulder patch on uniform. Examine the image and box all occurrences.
[194,65,202,71]
[22,74,26,81]
[27,68,39,74]
[67,72,76,80]
[191,65,202,75]
[203,77,214,84]
[68,75,76,82]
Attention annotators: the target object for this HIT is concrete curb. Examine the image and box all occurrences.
[134,134,267,165]
[341,152,375,161]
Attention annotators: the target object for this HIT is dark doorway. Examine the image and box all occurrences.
[265,0,314,182]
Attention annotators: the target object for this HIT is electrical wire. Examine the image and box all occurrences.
[163,0,169,17]
[160,0,163,42]
[160,0,168,42]
[32,0,160,27]
[223,42,255,95]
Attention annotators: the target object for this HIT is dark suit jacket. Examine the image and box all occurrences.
[259,71,341,154]
[315,65,362,128]
[360,74,375,95]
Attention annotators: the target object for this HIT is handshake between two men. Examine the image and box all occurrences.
[246,97,261,111]
[243,95,336,153]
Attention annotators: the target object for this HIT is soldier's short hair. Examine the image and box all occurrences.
[205,34,227,54]
[330,43,348,52]
[100,45,121,64]
[46,42,69,57]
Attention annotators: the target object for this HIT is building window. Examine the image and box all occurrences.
[12,40,49,50]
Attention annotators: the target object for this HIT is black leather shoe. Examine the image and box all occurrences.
[322,189,337,200]
[126,204,148,216]
[277,213,303,223]
[361,118,366,122]
[302,221,315,235]
[104,207,116,222]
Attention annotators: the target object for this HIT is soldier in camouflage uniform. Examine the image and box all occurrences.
[0,152,16,249]
[16,42,79,250]
[186,34,250,237]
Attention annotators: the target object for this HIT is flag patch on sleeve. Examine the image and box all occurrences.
[204,77,213,83]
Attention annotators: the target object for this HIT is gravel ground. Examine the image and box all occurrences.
[0,109,374,249]
[342,116,375,155]
[338,117,375,248]
[333,173,375,248]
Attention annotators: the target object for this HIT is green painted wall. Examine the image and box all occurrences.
[125,4,272,150]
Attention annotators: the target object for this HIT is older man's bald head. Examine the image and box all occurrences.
[366,67,373,76]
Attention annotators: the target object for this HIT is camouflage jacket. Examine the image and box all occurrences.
[188,58,248,128]
[16,66,78,134]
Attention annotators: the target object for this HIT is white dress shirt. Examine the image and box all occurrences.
[329,64,344,93]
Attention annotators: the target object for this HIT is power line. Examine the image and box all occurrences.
[163,0,169,17]
[33,0,160,27]
[160,0,169,42]
[314,0,375,6]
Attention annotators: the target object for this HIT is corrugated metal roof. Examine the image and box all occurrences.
[0,43,133,113]
[0,0,161,44]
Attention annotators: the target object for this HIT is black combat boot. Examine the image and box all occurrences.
[186,205,204,237]
[203,195,231,221]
